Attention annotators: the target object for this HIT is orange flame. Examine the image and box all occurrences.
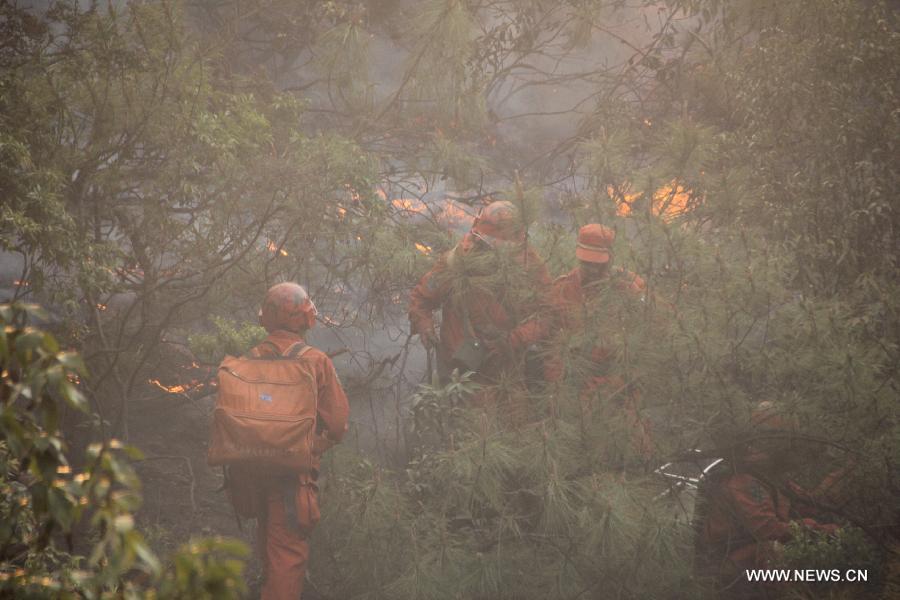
[392,198,428,214]
[415,242,432,255]
[266,241,289,257]
[611,180,695,221]
[13,280,29,287]
[149,379,189,394]
[96,303,107,311]
[652,182,692,220]
[437,201,474,227]
[344,184,361,203]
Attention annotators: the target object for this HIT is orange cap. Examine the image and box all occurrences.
[471,201,523,246]
[575,224,615,263]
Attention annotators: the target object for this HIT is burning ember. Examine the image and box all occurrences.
[266,240,289,257]
[415,242,432,255]
[344,184,361,203]
[149,379,188,394]
[13,280,29,287]
[96,303,107,311]
[148,360,217,397]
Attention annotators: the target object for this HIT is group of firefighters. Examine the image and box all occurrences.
[231,200,859,598]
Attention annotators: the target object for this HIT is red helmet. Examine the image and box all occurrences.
[471,201,523,246]
[259,282,317,333]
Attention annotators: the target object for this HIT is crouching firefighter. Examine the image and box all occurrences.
[694,402,841,598]
[208,282,349,599]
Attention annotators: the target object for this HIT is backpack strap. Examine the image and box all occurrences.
[248,340,312,360]
[249,340,280,358]
[283,341,313,359]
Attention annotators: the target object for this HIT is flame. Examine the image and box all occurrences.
[652,182,692,220]
[266,241,289,256]
[148,379,191,394]
[337,206,347,218]
[13,280,29,287]
[96,303,107,311]
[611,181,694,221]
[344,184,361,203]
[392,198,428,214]
[437,201,475,227]
[415,242,432,255]
[608,185,642,217]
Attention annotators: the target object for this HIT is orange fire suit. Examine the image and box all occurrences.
[697,469,839,592]
[235,329,350,600]
[409,234,550,378]
[544,267,653,459]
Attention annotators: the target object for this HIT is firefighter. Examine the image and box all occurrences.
[545,223,653,461]
[229,282,349,600]
[408,200,551,416]
[695,402,841,597]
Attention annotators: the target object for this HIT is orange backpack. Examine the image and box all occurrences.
[208,341,318,472]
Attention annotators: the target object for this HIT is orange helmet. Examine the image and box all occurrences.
[259,282,317,333]
[750,401,791,433]
[576,224,615,264]
[471,201,523,246]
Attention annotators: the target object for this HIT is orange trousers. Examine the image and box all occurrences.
[258,489,309,600]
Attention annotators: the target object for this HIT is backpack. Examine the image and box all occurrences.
[208,341,318,472]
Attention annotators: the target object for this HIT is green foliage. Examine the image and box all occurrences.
[779,524,879,575]
[408,369,479,451]
[4,0,898,597]
[314,374,704,599]
[187,317,267,363]
[0,303,247,598]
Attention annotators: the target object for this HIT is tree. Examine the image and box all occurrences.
[0,302,247,598]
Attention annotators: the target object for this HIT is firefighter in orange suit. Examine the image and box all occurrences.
[545,224,653,460]
[695,402,841,597]
[228,282,349,599]
[408,200,551,414]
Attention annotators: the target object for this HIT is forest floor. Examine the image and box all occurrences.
[128,388,268,594]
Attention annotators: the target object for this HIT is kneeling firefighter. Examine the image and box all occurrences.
[694,402,841,597]
[208,282,349,599]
